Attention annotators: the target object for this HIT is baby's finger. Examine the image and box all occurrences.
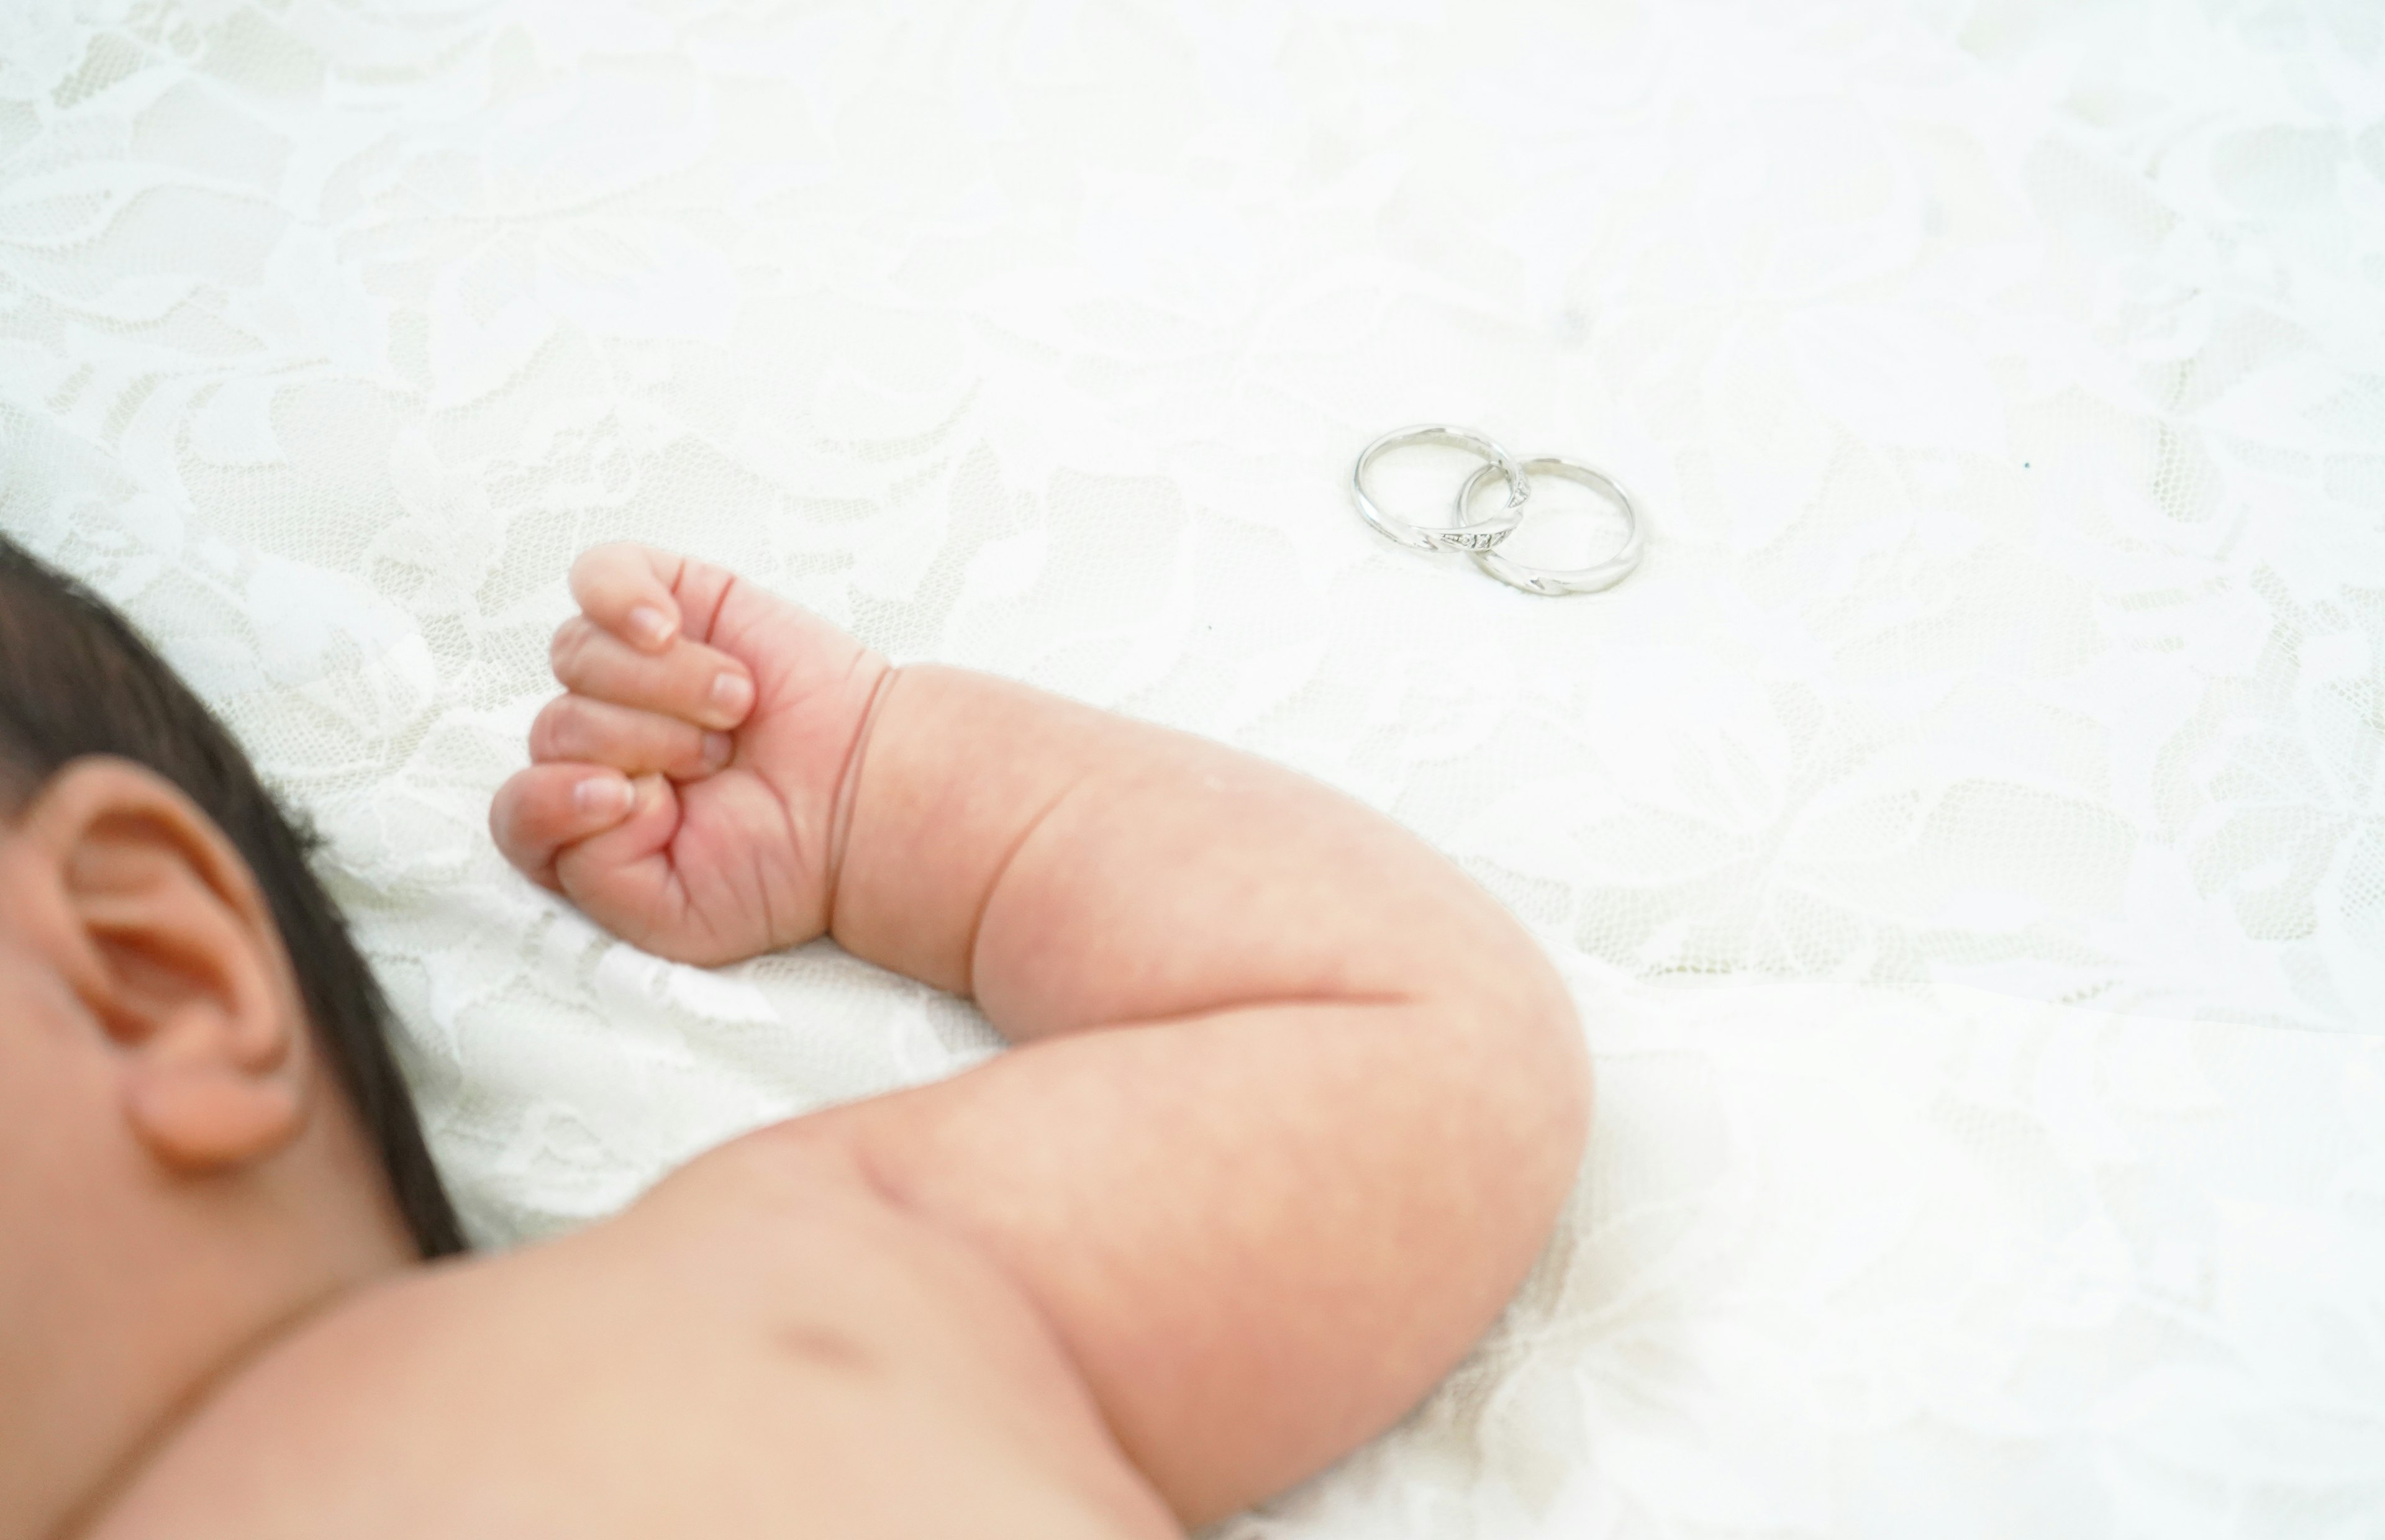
[570,542,682,654]
[552,774,711,958]
[549,615,756,732]
[489,763,638,890]
[530,694,735,781]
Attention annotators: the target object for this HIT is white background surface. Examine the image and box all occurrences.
[2,1,2382,1534]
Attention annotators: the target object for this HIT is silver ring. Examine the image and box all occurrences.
[1351,425,1529,553]
[1458,456,1646,596]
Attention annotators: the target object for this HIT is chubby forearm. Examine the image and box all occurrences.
[828,664,1561,1037]
[813,664,1590,1521]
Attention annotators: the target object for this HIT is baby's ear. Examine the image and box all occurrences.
[14,757,311,1173]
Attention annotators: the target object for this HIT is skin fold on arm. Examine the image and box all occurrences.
[490,545,1591,1526]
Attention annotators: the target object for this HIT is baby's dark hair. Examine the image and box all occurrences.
[0,533,465,1259]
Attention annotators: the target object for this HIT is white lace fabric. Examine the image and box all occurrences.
[2,1,2380,1534]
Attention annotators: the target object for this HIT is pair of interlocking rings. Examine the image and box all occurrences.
[1350,425,1647,596]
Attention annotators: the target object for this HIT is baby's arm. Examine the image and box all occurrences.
[491,546,1589,1524]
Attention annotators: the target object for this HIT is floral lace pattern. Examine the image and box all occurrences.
[2,0,2380,1533]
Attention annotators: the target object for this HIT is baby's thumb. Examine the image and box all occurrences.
[491,763,637,890]
[549,773,690,949]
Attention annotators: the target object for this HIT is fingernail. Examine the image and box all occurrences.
[710,672,754,719]
[628,605,675,650]
[701,730,734,769]
[574,775,632,818]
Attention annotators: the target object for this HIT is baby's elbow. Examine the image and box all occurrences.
[1529,999,1592,1184]
[1496,959,1592,1208]
[1421,941,1591,1256]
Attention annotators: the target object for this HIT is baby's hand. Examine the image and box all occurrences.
[489,545,891,966]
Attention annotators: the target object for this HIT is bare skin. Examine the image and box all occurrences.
[11,546,1588,1538]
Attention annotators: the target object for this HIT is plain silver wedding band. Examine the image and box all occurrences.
[1350,425,1529,553]
[1458,456,1646,596]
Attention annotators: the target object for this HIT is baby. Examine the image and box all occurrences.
[0,538,1588,1538]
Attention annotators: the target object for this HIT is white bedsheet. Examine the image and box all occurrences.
[3,1,2380,1533]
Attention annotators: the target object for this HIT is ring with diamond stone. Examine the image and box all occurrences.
[1350,425,1530,553]
[1455,455,1645,596]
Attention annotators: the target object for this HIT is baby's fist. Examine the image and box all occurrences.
[490,544,890,966]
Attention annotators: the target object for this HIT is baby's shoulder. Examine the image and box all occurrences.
[84,1123,1146,1540]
